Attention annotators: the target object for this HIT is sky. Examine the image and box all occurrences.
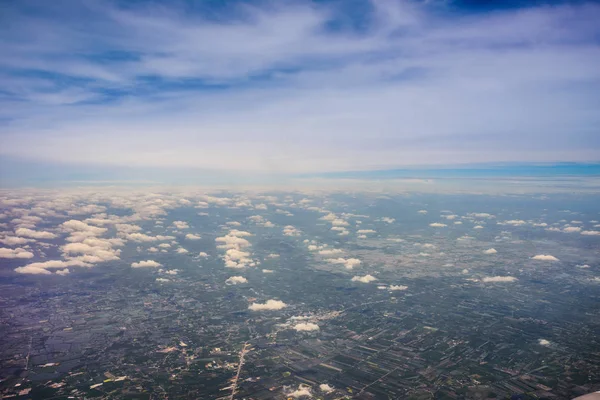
[1,0,600,184]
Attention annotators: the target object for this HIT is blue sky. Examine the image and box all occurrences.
[1,0,599,183]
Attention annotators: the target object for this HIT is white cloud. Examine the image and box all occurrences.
[482,276,517,283]
[15,259,90,275]
[15,228,57,239]
[61,220,107,236]
[576,264,590,269]
[287,386,312,399]
[351,274,377,283]
[131,260,162,268]
[319,213,337,221]
[293,322,319,332]
[176,247,188,253]
[248,299,287,311]
[172,220,189,229]
[0,236,34,246]
[429,222,447,227]
[0,247,34,259]
[500,220,527,226]
[225,276,248,284]
[318,248,344,256]
[417,210,428,214]
[470,213,495,218]
[356,229,376,234]
[15,265,52,275]
[581,230,600,236]
[483,248,497,254]
[125,232,175,242]
[563,226,581,233]
[473,225,484,229]
[331,219,349,227]
[532,254,559,261]
[389,285,408,291]
[283,225,301,237]
[326,257,361,269]
[165,269,179,275]
[319,384,334,393]
[538,339,551,346]
[381,217,395,224]
[262,269,274,273]
[156,278,170,282]
[185,233,201,240]
[115,223,142,233]
[55,268,70,276]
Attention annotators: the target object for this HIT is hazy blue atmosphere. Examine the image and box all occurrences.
[1,0,600,183]
[1,1,599,399]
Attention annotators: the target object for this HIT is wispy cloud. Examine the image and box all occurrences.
[1,0,599,175]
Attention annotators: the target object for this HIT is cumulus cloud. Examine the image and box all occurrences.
[532,254,559,261]
[563,226,581,233]
[331,219,349,227]
[61,220,107,236]
[538,339,551,346]
[15,259,90,275]
[357,229,376,234]
[318,248,344,256]
[172,221,189,229]
[0,247,34,259]
[176,247,188,253]
[262,269,274,273]
[283,225,301,237]
[417,210,428,214]
[429,222,447,227]
[165,269,179,275]
[131,260,162,268]
[389,285,408,291]
[225,276,248,284]
[156,278,170,282]
[483,248,497,254]
[351,274,377,283]
[470,213,495,218]
[15,228,57,239]
[287,386,312,398]
[55,269,70,276]
[581,230,600,236]
[0,236,34,246]
[115,223,142,233]
[185,233,201,240]
[293,322,319,332]
[62,242,120,262]
[125,233,175,242]
[248,299,287,311]
[319,384,334,393]
[15,266,52,275]
[500,220,527,226]
[380,217,395,224]
[327,257,361,269]
[482,276,517,283]
[224,248,253,268]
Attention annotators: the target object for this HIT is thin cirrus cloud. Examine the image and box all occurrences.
[1,0,600,177]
